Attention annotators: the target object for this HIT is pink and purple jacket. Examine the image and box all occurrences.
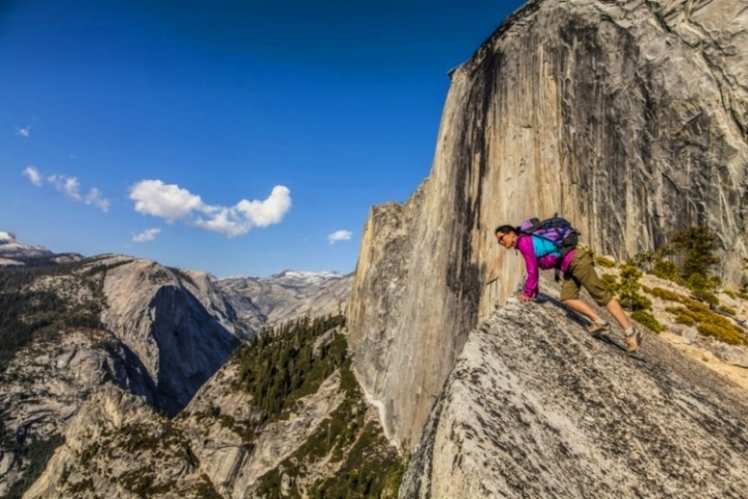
[516,234,576,299]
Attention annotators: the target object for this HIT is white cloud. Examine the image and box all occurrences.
[17,127,30,138]
[84,187,111,213]
[328,230,353,244]
[22,166,43,186]
[132,228,161,243]
[48,174,82,200]
[235,186,292,227]
[131,179,292,238]
[130,179,203,222]
[23,167,109,213]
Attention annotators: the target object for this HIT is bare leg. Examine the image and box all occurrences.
[606,298,632,330]
[562,299,603,324]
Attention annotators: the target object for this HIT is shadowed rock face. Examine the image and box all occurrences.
[100,257,241,416]
[400,296,748,498]
[348,0,748,450]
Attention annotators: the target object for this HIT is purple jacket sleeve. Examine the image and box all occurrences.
[516,235,539,298]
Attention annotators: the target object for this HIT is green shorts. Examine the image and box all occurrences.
[560,248,613,306]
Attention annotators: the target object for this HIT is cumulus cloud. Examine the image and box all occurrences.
[21,167,110,212]
[17,127,30,138]
[132,228,161,243]
[130,179,203,222]
[328,230,353,244]
[235,186,292,227]
[22,166,43,186]
[130,179,292,237]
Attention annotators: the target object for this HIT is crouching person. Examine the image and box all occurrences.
[495,224,643,352]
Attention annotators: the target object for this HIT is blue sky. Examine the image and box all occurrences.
[0,0,524,277]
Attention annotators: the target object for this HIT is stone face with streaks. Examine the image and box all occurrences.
[348,0,748,450]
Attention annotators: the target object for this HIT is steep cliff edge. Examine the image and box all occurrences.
[349,0,748,450]
[399,295,748,498]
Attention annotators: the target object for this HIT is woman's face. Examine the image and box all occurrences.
[496,231,516,249]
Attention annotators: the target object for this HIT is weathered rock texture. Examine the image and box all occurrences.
[348,0,748,450]
[399,296,748,498]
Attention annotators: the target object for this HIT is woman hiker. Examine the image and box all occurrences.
[494,224,643,353]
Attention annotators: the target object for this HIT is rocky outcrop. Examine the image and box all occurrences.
[98,255,241,415]
[400,295,748,498]
[348,0,748,450]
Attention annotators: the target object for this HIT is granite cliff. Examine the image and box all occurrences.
[348,0,748,452]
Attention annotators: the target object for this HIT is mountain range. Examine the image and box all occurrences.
[3,0,748,497]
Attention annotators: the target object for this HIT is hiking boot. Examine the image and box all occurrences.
[624,326,643,353]
[586,320,610,337]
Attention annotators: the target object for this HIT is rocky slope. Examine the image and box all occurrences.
[25,317,403,499]
[218,270,352,329]
[400,290,748,498]
[348,0,748,450]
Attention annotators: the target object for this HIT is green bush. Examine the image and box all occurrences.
[718,305,737,316]
[643,286,689,303]
[617,264,651,311]
[652,259,681,283]
[664,305,747,346]
[635,227,723,308]
[670,226,721,280]
[631,310,665,333]
[595,256,616,268]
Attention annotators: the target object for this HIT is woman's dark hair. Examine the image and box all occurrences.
[494,224,517,235]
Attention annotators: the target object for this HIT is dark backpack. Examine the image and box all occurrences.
[517,214,580,279]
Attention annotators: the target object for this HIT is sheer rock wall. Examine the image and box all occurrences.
[348,0,748,450]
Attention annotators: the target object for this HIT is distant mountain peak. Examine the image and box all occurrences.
[0,231,16,242]
[275,269,342,280]
[0,231,53,262]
